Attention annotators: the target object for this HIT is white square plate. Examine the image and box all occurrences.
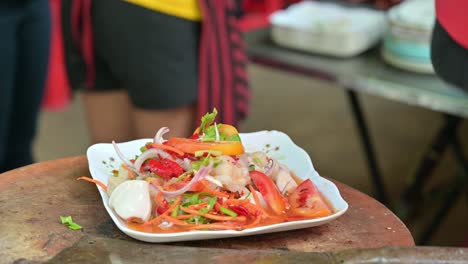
[87,130,348,243]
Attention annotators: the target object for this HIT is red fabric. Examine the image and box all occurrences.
[436,0,468,49]
[71,0,95,88]
[198,0,251,126]
[42,0,71,111]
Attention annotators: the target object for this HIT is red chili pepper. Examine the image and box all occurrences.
[228,205,251,217]
[189,133,199,140]
[144,158,184,179]
[145,159,173,178]
[214,203,222,213]
[160,158,184,176]
[156,206,167,215]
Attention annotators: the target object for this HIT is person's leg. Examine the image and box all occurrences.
[81,90,134,143]
[3,0,50,171]
[132,104,197,139]
[91,0,199,140]
[0,10,18,172]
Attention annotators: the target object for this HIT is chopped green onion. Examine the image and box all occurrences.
[171,205,180,217]
[139,146,147,152]
[188,194,200,205]
[60,216,82,230]
[186,215,209,224]
[219,206,237,217]
[199,197,217,214]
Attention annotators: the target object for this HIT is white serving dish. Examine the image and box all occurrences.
[87,130,348,243]
[269,1,387,57]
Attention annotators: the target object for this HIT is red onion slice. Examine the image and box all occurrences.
[151,165,211,198]
[154,127,170,144]
[264,159,278,177]
[112,141,137,172]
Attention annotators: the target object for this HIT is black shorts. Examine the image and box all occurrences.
[431,20,468,91]
[63,0,200,109]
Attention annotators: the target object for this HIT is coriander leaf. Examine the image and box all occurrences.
[199,108,218,134]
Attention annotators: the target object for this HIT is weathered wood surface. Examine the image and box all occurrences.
[0,156,415,263]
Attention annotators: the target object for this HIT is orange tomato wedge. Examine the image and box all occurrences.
[288,179,331,218]
[193,124,239,138]
[165,137,244,156]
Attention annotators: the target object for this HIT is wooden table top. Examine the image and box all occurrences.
[0,156,414,263]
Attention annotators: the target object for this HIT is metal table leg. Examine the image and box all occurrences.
[417,133,468,245]
[399,115,461,220]
[346,90,389,205]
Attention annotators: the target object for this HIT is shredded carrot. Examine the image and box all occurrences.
[150,143,184,156]
[162,215,189,226]
[248,185,268,216]
[223,198,250,205]
[77,176,107,192]
[187,223,241,231]
[180,206,247,222]
[175,215,194,220]
[155,192,166,207]
[242,213,262,229]
[144,195,182,226]
[188,202,208,210]
[199,181,229,198]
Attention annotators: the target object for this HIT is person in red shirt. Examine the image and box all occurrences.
[431,0,468,91]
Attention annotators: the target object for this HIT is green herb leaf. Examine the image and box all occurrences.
[225,134,241,142]
[60,216,82,230]
[199,108,218,134]
[248,164,255,171]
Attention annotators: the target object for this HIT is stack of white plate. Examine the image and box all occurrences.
[382,0,435,74]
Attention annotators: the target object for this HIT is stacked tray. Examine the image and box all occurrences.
[269,1,387,58]
[382,0,435,74]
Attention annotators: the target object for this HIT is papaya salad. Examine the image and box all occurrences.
[79,109,333,233]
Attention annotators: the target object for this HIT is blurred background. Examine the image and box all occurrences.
[24,0,468,247]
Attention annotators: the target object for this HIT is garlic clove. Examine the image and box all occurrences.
[109,180,152,223]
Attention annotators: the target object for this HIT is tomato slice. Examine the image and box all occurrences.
[165,137,244,156]
[249,170,286,215]
[288,179,331,218]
